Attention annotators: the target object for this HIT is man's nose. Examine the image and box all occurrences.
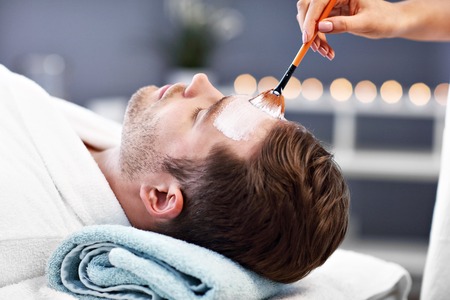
[184,73,222,99]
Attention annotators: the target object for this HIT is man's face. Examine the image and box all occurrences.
[120,73,278,179]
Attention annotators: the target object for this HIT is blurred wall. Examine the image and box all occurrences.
[0,0,168,104]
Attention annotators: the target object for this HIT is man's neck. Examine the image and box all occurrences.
[89,147,129,206]
[88,146,153,229]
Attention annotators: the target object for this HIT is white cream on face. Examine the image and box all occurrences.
[213,99,266,141]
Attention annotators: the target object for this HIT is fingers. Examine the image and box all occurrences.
[314,0,389,39]
[312,33,335,60]
[296,0,310,32]
[298,0,331,43]
[297,0,338,60]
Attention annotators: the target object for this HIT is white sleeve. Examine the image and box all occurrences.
[51,96,122,150]
[421,88,450,300]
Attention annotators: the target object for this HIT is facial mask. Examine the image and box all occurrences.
[213,100,262,141]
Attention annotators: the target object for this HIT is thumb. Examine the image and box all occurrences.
[319,15,374,37]
[318,16,353,34]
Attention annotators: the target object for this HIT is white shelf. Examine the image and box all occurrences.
[334,150,441,181]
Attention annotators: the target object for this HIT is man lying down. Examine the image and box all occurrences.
[0,64,349,289]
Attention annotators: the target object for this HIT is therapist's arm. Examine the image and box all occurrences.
[297,0,450,59]
[393,0,450,41]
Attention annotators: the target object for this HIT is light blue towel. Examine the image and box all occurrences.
[47,225,283,300]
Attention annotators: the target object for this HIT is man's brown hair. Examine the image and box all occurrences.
[160,121,349,283]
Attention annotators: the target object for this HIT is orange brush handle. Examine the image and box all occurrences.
[292,0,337,67]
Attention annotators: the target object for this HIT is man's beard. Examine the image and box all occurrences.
[119,95,164,180]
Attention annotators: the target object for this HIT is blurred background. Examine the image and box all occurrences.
[1,0,448,298]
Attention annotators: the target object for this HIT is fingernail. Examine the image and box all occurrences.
[318,21,333,33]
[302,30,308,44]
[311,42,318,52]
[318,46,327,57]
[326,51,335,61]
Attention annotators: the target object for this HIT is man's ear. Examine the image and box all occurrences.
[139,184,184,221]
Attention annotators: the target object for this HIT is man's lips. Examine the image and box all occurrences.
[158,84,172,99]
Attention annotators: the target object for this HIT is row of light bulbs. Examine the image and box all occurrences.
[233,74,449,107]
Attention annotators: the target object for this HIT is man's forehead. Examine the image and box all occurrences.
[212,95,276,142]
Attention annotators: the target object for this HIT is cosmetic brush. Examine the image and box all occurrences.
[273,0,337,96]
[250,0,336,120]
[249,90,286,119]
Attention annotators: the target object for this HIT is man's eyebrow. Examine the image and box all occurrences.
[202,95,233,123]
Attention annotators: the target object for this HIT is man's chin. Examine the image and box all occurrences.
[125,86,158,117]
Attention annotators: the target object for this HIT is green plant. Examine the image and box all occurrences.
[169,22,217,68]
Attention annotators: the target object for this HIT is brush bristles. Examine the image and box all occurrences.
[249,90,285,119]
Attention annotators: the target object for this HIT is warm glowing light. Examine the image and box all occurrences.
[408,82,431,106]
[257,76,278,93]
[355,80,377,103]
[330,78,353,102]
[283,76,302,99]
[434,83,449,106]
[380,80,403,104]
[301,78,323,101]
[234,74,257,95]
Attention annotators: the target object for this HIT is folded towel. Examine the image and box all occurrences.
[47,225,282,300]
[46,224,411,300]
